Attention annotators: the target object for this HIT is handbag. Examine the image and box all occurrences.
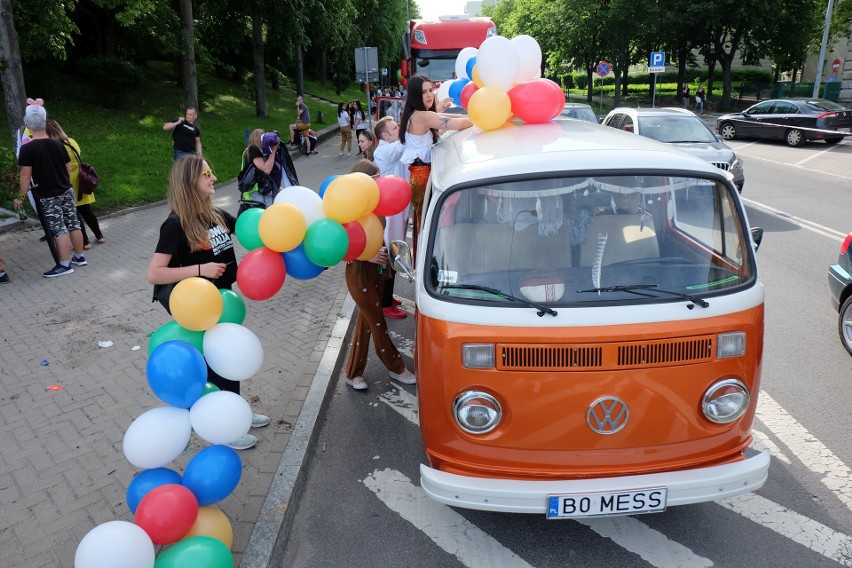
[66,143,99,198]
[152,282,177,314]
[237,163,275,196]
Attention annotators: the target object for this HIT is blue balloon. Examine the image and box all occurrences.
[318,175,339,198]
[466,56,477,81]
[448,78,469,106]
[126,467,182,514]
[182,445,242,506]
[146,340,207,408]
[281,243,324,280]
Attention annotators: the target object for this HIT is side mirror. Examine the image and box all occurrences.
[751,227,763,251]
[391,240,415,281]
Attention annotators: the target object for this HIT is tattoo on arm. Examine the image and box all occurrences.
[439,117,450,126]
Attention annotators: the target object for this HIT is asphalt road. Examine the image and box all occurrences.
[282,137,852,568]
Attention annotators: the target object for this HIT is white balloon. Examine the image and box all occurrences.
[436,80,452,105]
[455,47,478,80]
[476,36,518,91]
[202,322,264,381]
[123,407,191,469]
[75,521,155,568]
[511,35,542,83]
[273,185,325,225]
[190,391,252,445]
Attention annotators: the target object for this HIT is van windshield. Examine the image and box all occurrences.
[427,175,754,306]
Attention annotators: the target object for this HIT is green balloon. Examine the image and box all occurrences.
[303,218,348,267]
[200,382,220,397]
[218,289,247,324]
[148,321,205,354]
[155,536,232,568]
[235,207,265,251]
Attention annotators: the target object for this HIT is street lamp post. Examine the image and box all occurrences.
[812,0,835,98]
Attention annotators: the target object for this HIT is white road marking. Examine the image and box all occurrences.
[733,150,852,182]
[378,385,419,425]
[719,492,852,566]
[793,142,844,167]
[741,197,846,241]
[388,330,414,359]
[757,390,852,514]
[363,468,536,568]
[750,429,791,464]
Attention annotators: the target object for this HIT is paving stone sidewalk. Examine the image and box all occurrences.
[0,137,363,567]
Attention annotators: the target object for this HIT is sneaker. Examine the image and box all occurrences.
[251,413,270,428]
[43,265,74,278]
[392,297,402,307]
[389,369,416,385]
[39,235,48,242]
[83,243,92,250]
[71,255,87,266]
[383,306,407,320]
[346,376,368,390]
[0,273,8,284]
[226,433,257,450]
[308,150,318,156]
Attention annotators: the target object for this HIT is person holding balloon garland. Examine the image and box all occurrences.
[399,74,472,261]
[147,155,269,450]
[343,159,416,391]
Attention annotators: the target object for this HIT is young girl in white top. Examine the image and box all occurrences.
[337,102,352,156]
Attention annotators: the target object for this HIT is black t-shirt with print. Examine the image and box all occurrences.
[172,120,201,152]
[155,209,238,289]
[17,138,71,198]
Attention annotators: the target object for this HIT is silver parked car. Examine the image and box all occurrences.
[604,107,745,192]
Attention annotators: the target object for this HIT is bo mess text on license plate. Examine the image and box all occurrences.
[546,488,667,519]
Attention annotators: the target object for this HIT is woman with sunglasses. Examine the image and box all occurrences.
[147,155,268,450]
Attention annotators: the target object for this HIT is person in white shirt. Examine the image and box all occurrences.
[337,102,353,156]
[373,117,409,319]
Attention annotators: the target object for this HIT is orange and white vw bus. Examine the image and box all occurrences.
[394,118,767,518]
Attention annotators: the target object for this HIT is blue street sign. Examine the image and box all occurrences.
[596,61,612,77]
[649,51,665,73]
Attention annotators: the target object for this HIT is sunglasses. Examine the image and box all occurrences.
[201,169,215,179]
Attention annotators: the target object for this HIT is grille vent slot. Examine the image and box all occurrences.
[618,338,712,367]
[500,345,603,370]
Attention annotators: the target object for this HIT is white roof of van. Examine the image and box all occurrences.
[430,118,722,191]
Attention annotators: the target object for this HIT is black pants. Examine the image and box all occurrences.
[77,204,103,244]
[381,268,397,308]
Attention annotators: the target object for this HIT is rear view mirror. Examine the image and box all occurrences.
[751,227,763,251]
[391,240,415,281]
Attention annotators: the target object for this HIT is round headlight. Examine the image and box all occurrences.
[453,391,502,434]
[702,379,750,423]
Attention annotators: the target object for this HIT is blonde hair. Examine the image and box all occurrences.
[247,128,263,149]
[351,159,379,176]
[374,116,394,139]
[168,155,227,253]
[45,119,69,143]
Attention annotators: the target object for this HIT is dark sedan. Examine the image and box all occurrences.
[717,98,851,147]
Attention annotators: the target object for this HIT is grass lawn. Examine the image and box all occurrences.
[1,63,368,215]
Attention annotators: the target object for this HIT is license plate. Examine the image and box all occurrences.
[546,487,667,519]
[837,127,850,133]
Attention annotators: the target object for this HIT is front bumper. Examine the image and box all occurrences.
[420,451,769,514]
[828,263,851,311]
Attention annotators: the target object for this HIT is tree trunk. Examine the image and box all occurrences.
[586,67,594,103]
[319,49,327,86]
[0,0,27,155]
[178,0,198,110]
[251,0,266,117]
[707,61,716,97]
[295,42,305,96]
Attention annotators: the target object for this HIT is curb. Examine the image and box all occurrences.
[240,294,357,568]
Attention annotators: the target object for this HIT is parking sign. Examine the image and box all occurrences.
[649,51,665,73]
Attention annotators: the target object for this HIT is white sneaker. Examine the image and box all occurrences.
[389,369,416,385]
[226,433,257,450]
[346,376,368,390]
[251,413,270,428]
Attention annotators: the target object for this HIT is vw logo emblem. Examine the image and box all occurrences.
[586,396,629,434]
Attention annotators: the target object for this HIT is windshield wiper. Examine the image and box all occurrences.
[441,284,558,317]
[577,284,709,309]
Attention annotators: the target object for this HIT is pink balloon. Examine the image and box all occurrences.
[373,176,412,216]
[509,79,565,124]
[460,81,478,109]
[236,247,286,301]
[342,221,367,262]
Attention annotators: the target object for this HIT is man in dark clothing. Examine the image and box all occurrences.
[14,102,88,278]
[163,107,202,160]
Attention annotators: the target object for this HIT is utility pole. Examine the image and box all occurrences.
[812,0,835,98]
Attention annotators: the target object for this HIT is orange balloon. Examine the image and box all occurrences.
[468,86,512,131]
[184,506,233,548]
[258,203,307,252]
[349,172,380,216]
[356,213,384,260]
[322,175,370,224]
[170,277,223,331]
[472,65,484,88]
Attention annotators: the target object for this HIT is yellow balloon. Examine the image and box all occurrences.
[170,277,223,331]
[258,203,307,252]
[349,172,381,216]
[356,213,384,261]
[184,506,233,548]
[472,65,484,88]
[322,174,370,224]
[468,86,512,131]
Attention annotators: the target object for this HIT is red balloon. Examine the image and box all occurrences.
[460,81,478,109]
[509,79,565,124]
[135,483,198,545]
[236,246,286,301]
[342,221,367,262]
[373,176,412,216]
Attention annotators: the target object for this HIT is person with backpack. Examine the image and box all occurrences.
[237,129,299,216]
